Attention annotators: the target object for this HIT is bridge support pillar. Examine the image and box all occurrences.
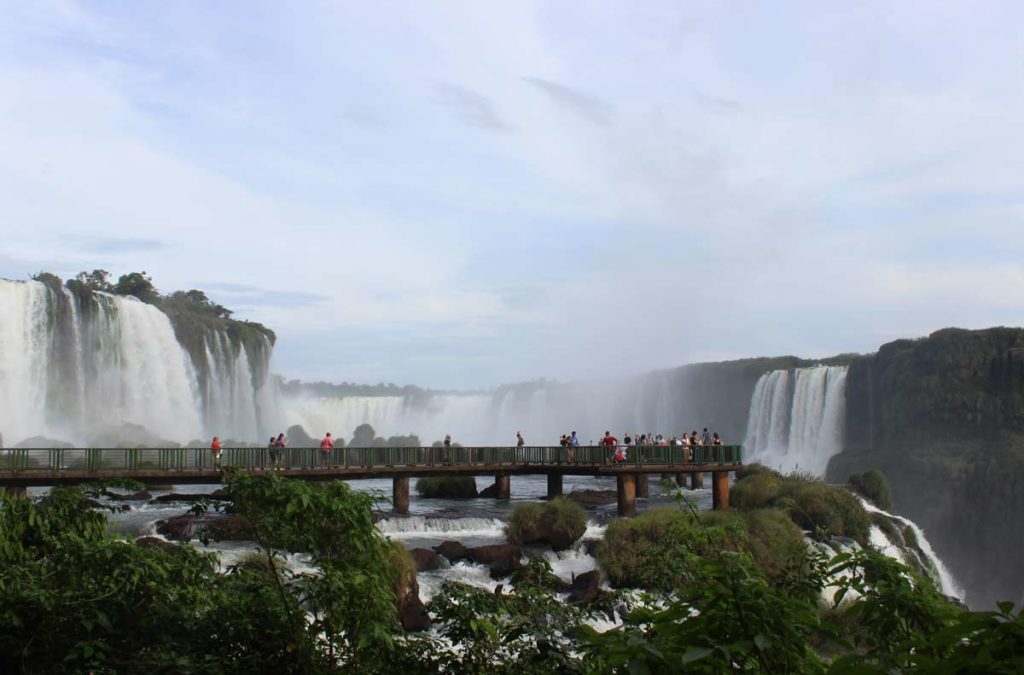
[636,474,649,498]
[711,472,730,511]
[393,476,410,515]
[675,473,686,488]
[617,474,637,517]
[495,473,511,500]
[690,472,704,490]
[3,485,27,500]
[547,474,563,498]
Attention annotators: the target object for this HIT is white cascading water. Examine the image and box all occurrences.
[743,365,848,476]
[0,279,272,446]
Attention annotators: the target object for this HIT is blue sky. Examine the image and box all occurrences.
[1,1,1022,388]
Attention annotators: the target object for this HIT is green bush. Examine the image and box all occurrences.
[735,463,781,481]
[778,479,871,546]
[598,508,707,590]
[848,469,893,511]
[415,476,478,498]
[505,498,587,551]
[731,471,783,510]
[731,471,872,546]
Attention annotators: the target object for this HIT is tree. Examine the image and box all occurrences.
[113,271,159,303]
[167,289,234,319]
[74,269,114,292]
[350,424,377,447]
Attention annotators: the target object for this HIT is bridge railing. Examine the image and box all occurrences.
[0,444,742,474]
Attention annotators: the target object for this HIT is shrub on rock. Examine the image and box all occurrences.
[847,469,892,511]
[416,476,478,498]
[504,498,587,551]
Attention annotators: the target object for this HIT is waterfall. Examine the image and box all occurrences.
[0,280,273,446]
[743,365,848,476]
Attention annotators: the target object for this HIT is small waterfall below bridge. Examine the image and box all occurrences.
[743,365,848,476]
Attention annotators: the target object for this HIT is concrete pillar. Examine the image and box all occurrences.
[675,473,686,488]
[712,472,730,511]
[617,474,637,517]
[690,472,705,490]
[547,473,563,498]
[393,476,410,514]
[3,485,27,500]
[636,474,649,498]
[495,473,511,500]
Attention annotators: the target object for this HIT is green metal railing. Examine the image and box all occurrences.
[0,444,742,474]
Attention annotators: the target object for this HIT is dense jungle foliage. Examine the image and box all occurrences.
[2,474,1023,673]
[829,326,1024,609]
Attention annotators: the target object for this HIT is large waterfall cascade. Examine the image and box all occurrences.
[0,280,273,446]
[743,365,849,476]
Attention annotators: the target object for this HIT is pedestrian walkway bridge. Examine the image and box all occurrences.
[0,445,743,516]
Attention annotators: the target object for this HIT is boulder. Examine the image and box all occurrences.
[567,489,618,506]
[467,543,521,566]
[568,570,602,604]
[488,557,524,580]
[433,540,468,563]
[478,483,501,499]
[135,536,181,554]
[410,548,441,571]
[157,514,255,542]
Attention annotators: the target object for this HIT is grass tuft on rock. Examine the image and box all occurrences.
[847,469,892,511]
[415,476,478,499]
[504,498,587,551]
[731,472,872,546]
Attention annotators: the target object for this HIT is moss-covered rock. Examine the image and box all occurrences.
[415,476,478,498]
[848,469,892,510]
[504,498,587,551]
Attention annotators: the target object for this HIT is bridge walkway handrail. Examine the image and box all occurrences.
[0,445,742,474]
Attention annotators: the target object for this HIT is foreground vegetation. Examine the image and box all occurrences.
[2,475,1023,673]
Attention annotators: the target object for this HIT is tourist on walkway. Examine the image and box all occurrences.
[320,432,334,468]
[702,428,711,446]
[267,436,278,469]
[516,431,525,462]
[443,434,452,463]
[210,436,222,468]
[275,433,288,468]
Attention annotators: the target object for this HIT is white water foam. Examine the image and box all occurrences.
[377,516,507,538]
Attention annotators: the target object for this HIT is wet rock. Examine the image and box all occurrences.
[157,514,255,542]
[568,570,602,604]
[135,536,181,554]
[478,483,500,499]
[411,548,441,571]
[434,540,468,562]
[488,557,524,580]
[567,490,618,506]
[394,570,431,632]
[584,540,601,558]
[467,543,521,566]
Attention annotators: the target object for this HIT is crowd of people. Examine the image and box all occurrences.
[210,432,336,469]
[550,427,724,463]
[209,428,724,468]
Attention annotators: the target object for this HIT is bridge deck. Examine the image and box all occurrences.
[0,445,742,487]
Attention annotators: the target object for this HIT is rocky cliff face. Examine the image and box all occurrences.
[828,327,1024,609]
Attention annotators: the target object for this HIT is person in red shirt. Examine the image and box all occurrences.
[211,436,223,468]
[319,433,334,468]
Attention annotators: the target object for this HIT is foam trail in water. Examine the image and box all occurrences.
[377,516,506,537]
